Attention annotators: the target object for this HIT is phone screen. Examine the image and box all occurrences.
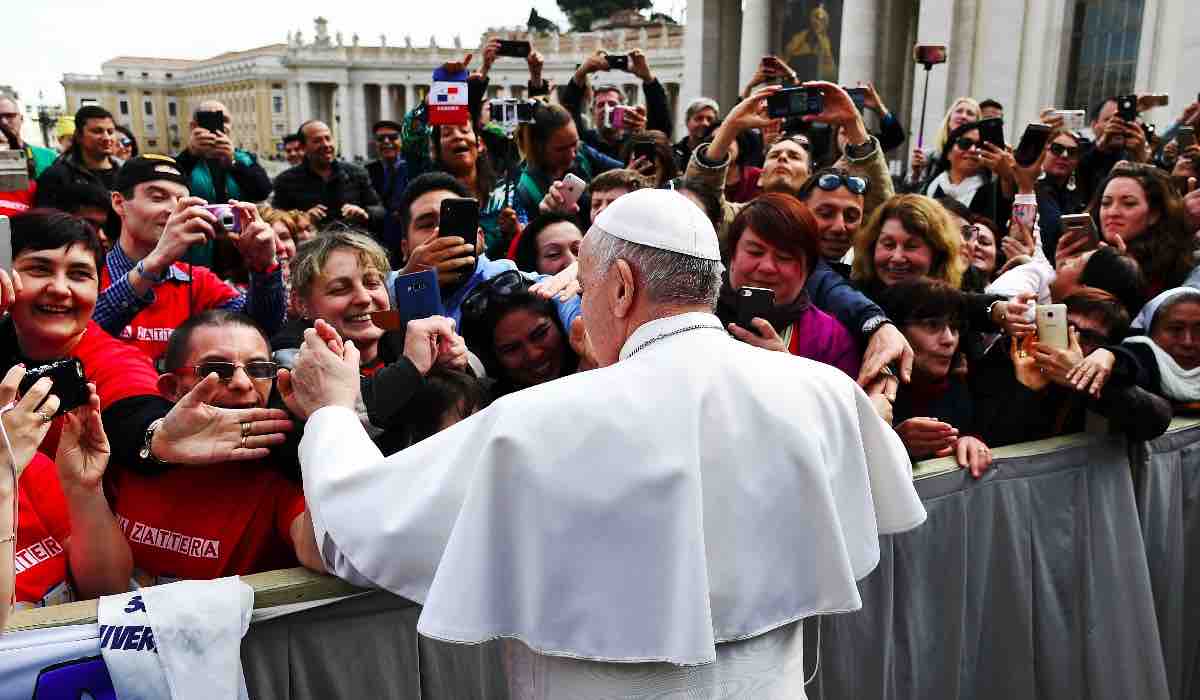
[438,198,479,238]
[196,110,225,134]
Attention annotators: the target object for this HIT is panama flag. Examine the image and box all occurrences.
[429,80,469,125]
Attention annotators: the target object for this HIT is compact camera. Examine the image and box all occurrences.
[19,358,89,417]
[602,105,635,130]
[203,204,241,234]
[490,98,537,127]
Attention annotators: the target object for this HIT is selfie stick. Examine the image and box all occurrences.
[917,62,934,149]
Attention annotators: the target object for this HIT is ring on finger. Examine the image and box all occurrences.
[36,409,53,423]
[241,421,252,438]
[240,434,247,449]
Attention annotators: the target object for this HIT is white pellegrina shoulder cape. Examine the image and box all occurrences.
[300,312,926,666]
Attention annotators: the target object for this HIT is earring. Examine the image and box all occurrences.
[1067,173,1077,192]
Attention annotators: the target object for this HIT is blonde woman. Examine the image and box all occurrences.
[907,97,981,187]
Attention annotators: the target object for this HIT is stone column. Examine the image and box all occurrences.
[336,80,350,156]
[379,84,390,122]
[737,0,770,94]
[353,81,368,159]
[297,81,312,124]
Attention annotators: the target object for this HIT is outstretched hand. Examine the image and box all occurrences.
[153,373,293,463]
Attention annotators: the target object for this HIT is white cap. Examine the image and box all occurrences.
[590,188,721,261]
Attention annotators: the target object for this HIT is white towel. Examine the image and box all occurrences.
[98,577,254,699]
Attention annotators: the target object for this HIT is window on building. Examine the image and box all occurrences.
[144,100,153,116]
[141,72,149,78]
[1064,0,1145,111]
[117,71,125,78]
[273,96,283,114]
[165,73,173,79]
[147,138,158,148]
[119,100,129,116]
[168,102,177,117]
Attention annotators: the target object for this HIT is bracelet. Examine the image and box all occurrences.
[136,259,167,285]
[988,299,1008,323]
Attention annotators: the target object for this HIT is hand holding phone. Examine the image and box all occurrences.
[736,287,776,335]
[1035,304,1069,350]
[605,53,630,72]
[18,359,89,417]
[1014,123,1053,167]
[438,198,479,239]
[559,174,587,209]
[496,40,531,58]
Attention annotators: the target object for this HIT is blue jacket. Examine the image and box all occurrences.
[804,259,886,341]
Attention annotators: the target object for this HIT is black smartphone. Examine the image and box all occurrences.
[977,117,1005,149]
[196,110,225,134]
[438,197,479,238]
[1179,125,1196,149]
[497,40,531,58]
[605,53,630,71]
[18,358,88,417]
[1014,123,1053,166]
[631,141,657,163]
[737,287,776,335]
[767,87,824,119]
[843,87,867,113]
[1116,94,1138,122]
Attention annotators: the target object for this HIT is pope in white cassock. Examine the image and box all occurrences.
[284,188,927,699]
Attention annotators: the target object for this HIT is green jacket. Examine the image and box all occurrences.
[25,144,57,178]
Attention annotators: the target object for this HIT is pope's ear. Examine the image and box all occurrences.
[611,258,636,319]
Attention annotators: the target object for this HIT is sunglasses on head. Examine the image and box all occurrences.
[461,270,531,320]
[954,137,980,151]
[814,172,869,195]
[1048,142,1079,158]
[375,133,400,143]
[177,360,279,383]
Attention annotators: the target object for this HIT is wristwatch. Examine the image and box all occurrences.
[139,418,169,465]
[845,136,876,160]
[136,259,167,285]
[861,315,890,338]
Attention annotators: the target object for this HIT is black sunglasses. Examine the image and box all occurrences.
[815,172,869,195]
[1048,142,1079,158]
[461,270,531,320]
[177,360,278,382]
[955,137,980,151]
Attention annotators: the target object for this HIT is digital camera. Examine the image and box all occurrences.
[203,204,241,233]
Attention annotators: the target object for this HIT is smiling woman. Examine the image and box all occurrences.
[852,194,964,295]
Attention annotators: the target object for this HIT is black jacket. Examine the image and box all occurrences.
[33,151,120,209]
[271,158,384,229]
[560,75,673,162]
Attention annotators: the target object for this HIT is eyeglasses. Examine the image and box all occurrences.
[960,224,980,241]
[176,360,279,383]
[1048,142,1079,158]
[375,133,400,143]
[461,270,531,320]
[814,172,869,195]
[954,137,980,151]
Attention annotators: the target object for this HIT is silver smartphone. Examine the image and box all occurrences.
[1036,304,1069,349]
[0,215,11,271]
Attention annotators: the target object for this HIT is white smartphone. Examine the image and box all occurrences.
[1052,109,1086,132]
[0,215,11,271]
[560,173,587,209]
[1036,304,1069,349]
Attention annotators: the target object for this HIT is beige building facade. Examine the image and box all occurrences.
[63,16,686,161]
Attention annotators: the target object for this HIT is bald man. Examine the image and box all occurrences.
[0,96,57,177]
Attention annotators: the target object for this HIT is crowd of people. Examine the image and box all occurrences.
[2,40,1200,628]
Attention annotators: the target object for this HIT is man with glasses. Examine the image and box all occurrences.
[0,96,57,177]
[95,155,288,362]
[175,100,273,266]
[797,167,868,272]
[366,120,409,250]
[109,309,325,585]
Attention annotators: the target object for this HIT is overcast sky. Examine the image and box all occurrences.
[3,0,685,108]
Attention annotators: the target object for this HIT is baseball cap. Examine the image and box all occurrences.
[115,154,190,192]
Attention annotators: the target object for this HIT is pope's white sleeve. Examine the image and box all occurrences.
[853,388,927,535]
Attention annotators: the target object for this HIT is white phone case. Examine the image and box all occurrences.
[1036,304,1069,350]
[560,174,587,208]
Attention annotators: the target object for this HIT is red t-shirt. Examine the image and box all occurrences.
[37,321,162,459]
[12,453,75,609]
[111,460,306,585]
[100,263,240,362]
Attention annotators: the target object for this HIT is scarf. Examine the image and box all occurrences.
[927,171,985,207]
[1124,336,1200,402]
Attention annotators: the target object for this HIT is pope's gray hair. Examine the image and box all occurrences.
[586,229,724,308]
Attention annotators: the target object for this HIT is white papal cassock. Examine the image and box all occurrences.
[299,311,926,697]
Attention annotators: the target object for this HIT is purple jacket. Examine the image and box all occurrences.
[789,304,861,378]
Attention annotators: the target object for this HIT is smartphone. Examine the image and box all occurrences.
[605,53,630,72]
[1036,304,1069,350]
[604,105,631,130]
[767,86,824,118]
[18,358,89,417]
[560,173,587,209]
[438,197,479,238]
[389,268,443,325]
[1179,125,1196,149]
[1014,123,1053,166]
[913,44,948,66]
[843,86,867,113]
[1060,213,1098,246]
[1116,94,1138,122]
[496,40,531,58]
[977,117,1006,149]
[196,109,225,134]
[737,287,776,335]
[1051,109,1087,132]
[0,215,11,271]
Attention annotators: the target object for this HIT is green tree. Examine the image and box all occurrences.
[556,0,653,32]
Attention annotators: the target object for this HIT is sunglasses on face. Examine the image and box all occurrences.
[1048,142,1079,158]
[954,137,980,151]
[960,224,980,241]
[375,133,400,143]
[177,360,279,382]
[461,270,531,320]
[814,172,869,195]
